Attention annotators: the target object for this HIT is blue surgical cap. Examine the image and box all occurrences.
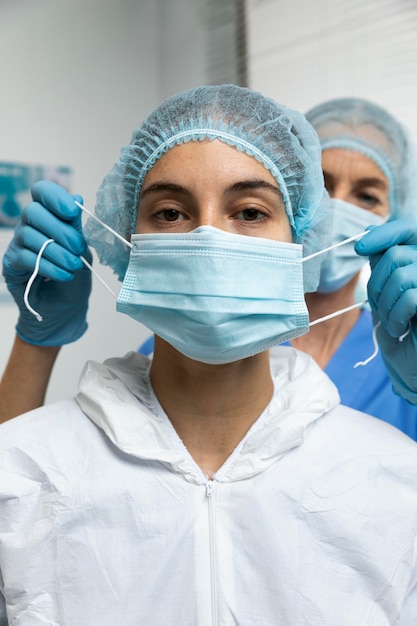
[85,84,329,290]
[306,97,417,220]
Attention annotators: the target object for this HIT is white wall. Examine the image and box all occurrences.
[0,0,208,403]
[246,0,417,138]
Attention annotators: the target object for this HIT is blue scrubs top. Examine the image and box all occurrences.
[323,308,417,440]
[138,335,155,357]
[138,309,417,440]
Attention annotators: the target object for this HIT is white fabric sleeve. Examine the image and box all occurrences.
[0,592,7,625]
[401,533,417,624]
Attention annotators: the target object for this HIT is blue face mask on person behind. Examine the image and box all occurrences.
[117,226,310,364]
[317,198,387,294]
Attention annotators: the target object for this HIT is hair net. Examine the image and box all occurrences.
[85,84,330,291]
[305,97,417,221]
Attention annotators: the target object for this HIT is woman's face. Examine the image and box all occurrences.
[321,148,390,218]
[136,139,292,242]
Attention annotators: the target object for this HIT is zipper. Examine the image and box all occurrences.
[206,479,218,626]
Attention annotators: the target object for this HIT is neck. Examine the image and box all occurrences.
[291,276,361,369]
[150,337,274,477]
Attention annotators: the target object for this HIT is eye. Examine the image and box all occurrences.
[356,192,381,209]
[235,207,266,222]
[155,208,185,222]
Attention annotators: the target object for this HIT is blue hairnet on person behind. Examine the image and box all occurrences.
[85,84,330,293]
[305,97,417,220]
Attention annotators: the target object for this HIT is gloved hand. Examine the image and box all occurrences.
[355,219,417,404]
[2,180,92,346]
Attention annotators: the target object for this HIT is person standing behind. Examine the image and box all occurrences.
[283,97,417,438]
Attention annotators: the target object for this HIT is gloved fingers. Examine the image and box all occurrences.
[72,194,83,205]
[80,243,93,265]
[366,245,417,311]
[355,219,417,256]
[4,244,76,281]
[384,288,417,338]
[31,180,83,223]
[22,202,87,256]
[376,262,417,332]
[11,226,83,280]
[70,194,85,235]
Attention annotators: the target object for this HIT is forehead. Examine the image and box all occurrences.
[321,147,389,186]
[142,139,279,187]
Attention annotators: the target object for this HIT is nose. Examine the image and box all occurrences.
[194,206,225,230]
[328,182,351,204]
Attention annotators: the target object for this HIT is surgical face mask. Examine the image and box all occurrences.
[24,200,391,369]
[117,226,310,365]
[317,198,387,294]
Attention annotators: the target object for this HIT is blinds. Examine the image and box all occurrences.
[246,0,417,138]
[204,0,248,86]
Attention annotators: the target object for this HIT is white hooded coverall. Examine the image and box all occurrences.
[0,347,417,625]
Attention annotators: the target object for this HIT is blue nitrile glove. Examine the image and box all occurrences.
[355,219,417,404]
[2,180,92,346]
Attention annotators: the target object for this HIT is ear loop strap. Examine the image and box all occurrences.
[79,254,117,298]
[23,239,55,321]
[353,321,411,368]
[302,230,368,262]
[75,201,133,299]
[303,230,378,368]
[75,202,133,250]
[23,201,132,320]
[302,230,369,332]
[23,238,119,323]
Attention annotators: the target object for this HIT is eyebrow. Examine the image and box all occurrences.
[227,180,282,195]
[354,177,389,190]
[140,179,282,198]
[140,182,185,198]
[323,171,388,190]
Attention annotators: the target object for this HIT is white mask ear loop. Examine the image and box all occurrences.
[23,239,118,322]
[75,201,133,250]
[303,231,413,367]
[308,296,382,369]
[23,200,128,320]
[353,320,412,368]
[304,230,370,334]
[302,230,367,262]
[303,230,377,367]
[353,321,381,368]
[75,200,132,299]
[79,255,117,299]
[308,300,368,327]
[23,239,55,321]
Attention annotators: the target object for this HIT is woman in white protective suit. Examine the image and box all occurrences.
[0,84,417,625]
